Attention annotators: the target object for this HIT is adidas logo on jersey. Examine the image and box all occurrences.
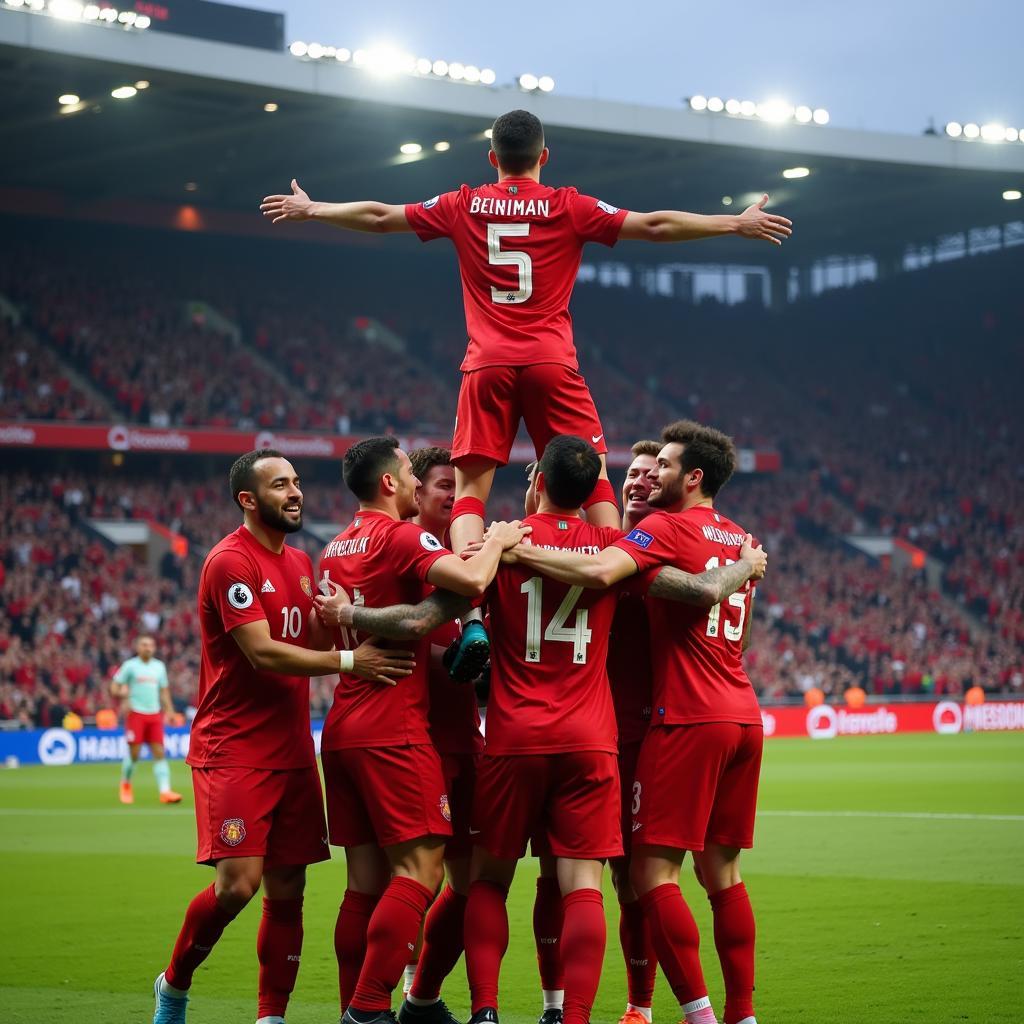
[261,579,276,593]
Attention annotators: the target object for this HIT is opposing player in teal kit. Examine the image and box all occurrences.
[111,635,182,804]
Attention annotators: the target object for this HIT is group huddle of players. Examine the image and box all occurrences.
[151,108,790,1024]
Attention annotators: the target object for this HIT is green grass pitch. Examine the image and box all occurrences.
[1,732,1021,1023]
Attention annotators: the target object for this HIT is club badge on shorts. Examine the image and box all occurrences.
[220,818,247,847]
[439,794,451,822]
[299,576,313,598]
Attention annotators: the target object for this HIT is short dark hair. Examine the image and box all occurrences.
[630,439,662,458]
[230,448,285,509]
[343,436,401,502]
[660,420,737,497]
[409,446,451,483]
[537,435,601,509]
[491,109,545,174]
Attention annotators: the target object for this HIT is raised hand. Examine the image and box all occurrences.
[260,179,313,224]
[484,520,533,550]
[736,194,793,245]
[352,637,416,686]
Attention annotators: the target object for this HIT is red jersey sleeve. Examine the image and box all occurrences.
[386,522,452,580]
[569,191,628,247]
[404,189,461,242]
[613,510,687,573]
[204,549,267,632]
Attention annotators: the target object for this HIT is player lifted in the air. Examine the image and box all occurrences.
[111,634,182,805]
[261,108,792,676]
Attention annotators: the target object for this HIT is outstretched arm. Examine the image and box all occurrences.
[619,194,792,246]
[261,179,412,234]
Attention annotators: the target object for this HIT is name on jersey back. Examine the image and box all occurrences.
[469,197,551,218]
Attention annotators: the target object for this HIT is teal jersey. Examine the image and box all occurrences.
[114,656,168,714]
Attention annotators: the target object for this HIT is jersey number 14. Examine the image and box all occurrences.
[521,576,593,664]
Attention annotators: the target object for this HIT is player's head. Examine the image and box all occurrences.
[135,635,156,660]
[409,446,454,527]
[535,435,601,511]
[230,448,303,533]
[623,439,661,519]
[488,109,549,175]
[651,420,737,508]
[344,436,419,517]
[524,460,540,516]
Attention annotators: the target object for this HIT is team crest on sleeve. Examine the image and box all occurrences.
[220,818,246,846]
[227,582,254,609]
[439,794,451,822]
[596,199,620,215]
[624,528,654,549]
[422,195,440,209]
[420,531,443,551]
[299,576,313,598]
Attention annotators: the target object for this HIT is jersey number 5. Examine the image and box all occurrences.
[487,223,533,304]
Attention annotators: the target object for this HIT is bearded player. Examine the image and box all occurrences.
[505,422,768,1024]
[261,108,792,676]
[152,450,414,1024]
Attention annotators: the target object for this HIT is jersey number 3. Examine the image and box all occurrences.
[487,223,533,304]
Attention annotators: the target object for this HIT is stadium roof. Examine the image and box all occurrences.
[3,10,1024,266]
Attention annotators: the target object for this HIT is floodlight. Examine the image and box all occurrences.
[480,68,496,85]
[111,85,137,99]
[725,98,741,115]
[963,122,980,139]
[739,100,756,117]
[289,41,308,57]
[706,96,724,112]
[795,105,812,123]
[782,166,810,179]
[58,93,80,106]
[399,143,422,155]
[945,121,963,138]
[518,73,539,91]
[689,95,708,111]
[812,107,829,125]
[1003,189,1022,201]
[434,141,450,152]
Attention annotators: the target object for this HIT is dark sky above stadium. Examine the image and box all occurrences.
[233,0,1022,135]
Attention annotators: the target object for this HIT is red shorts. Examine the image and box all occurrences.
[452,363,608,466]
[125,711,164,747]
[322,744,453,849]
[632,724,763,852]
[472,751,621,860]
[192,764,329,868]
[616,739,644,859]
[440,751,477,860]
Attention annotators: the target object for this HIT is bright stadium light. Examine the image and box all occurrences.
[689,95,708,111]
[739,100,756,117]
[538,75,555,92]
[335,48,351,62]
[434,140,450,152]
[813,107,830,125]
[352,49,368,66]
[725,98,741,115]
[432,59,448,76]
[945,121,963,138]
[721,195,733,206]
[1003,189,1022,201]
[1005,127,1019,142]
[134,80,149,89]
[758,98,794,123]
[980,122,1005,142]
[307,42,324,59]
[448,62,465,81]
[706,96,724,112]
[464,65,481,83]
[963,122,980,139]
[399,142,422,155]
[111,85,137,99]
[135,13,150,27]
[519,73,539,91]
[49,0,83,20]
[782,166,810,179]
[82,5,100,18]
[290,41,308,57]
[795,105,813,123]
[480,68,496,85]
[263,102,278,112]
[484,128,493,139]
[416,57,432,74]
[5,0,25,7]
[58,93,80,106]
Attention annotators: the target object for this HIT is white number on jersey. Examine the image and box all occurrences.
[279,605,303,639]
[520,576,593,664]
[487,223,533,304]
[704,556,746,641]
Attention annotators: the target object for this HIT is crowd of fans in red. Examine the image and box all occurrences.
[1,234,1021,724]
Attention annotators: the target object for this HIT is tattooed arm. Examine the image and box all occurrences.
[315,582,472,641]
[647,535,767,607]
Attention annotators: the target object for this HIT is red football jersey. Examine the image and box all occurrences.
[607,589,653,745]
[427,619,482,755]
[613,506,761,726]
[319,511,449,750]
[189,526,317,770]
[405,179,628,371]
[484,513,622,755]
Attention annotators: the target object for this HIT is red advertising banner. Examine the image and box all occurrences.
[0,421,781,470]
[760,700,1024,739]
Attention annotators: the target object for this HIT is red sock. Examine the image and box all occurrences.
[619,898,657,1008]
[410,885,467,1001]
[639,883,708,1008]
[464,879,509,1013]
[257,897,303,1019]
[561,888,606,1024]
[164,883,238,991]
[351,877,434,1011]
[709,883,756,1024]
[533,876,565,991]
[335,889,380,1012]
